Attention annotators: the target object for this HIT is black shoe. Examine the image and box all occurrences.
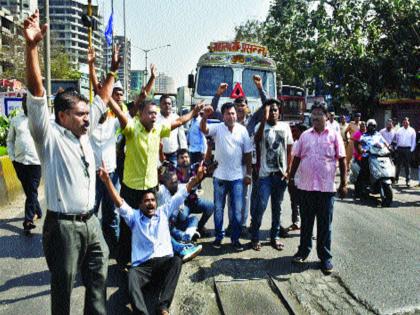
[212,239,222,249]
[292,253,308,263]
[321,260,334,275]
[280,226,289,238]
[232,241,244,251]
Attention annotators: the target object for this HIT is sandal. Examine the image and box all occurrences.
[251,241,262,251]
[271,239,285,251]
[287,223,300,231]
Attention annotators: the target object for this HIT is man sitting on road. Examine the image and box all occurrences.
[98,161,206,315]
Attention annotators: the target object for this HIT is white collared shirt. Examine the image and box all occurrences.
[6,112,40,165]
[207,122,252,181]
[27,91,106,214]
[379,128,396,145]
[326,120,341,135]
[90,115,120,172]
[395,126,416,152]
[156,113,187,153]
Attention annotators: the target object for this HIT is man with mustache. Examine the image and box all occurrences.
[98,161,206,315]
[288,102,347,275]
[24,10,120,314]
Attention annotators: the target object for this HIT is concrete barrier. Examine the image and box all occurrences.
[0,156,23,206]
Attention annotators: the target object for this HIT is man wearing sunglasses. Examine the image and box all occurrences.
[24,10,120,315]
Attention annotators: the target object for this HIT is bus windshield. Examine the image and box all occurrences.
[242,69,275,98]
[197,66,233,97]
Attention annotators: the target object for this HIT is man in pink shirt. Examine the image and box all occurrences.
[288,102,347,274]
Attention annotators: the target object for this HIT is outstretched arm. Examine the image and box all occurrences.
[200,105,214,135]
[98,165,123,207]
[171,101,205,130]
[24,9,47,97]
[108,96,128,129]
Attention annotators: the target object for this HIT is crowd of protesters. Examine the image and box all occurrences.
[5,10,419,315]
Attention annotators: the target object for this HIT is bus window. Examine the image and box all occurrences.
[242,69,275,98]
[197,66,233,96]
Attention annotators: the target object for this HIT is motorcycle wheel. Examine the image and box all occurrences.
[380,182,393,207]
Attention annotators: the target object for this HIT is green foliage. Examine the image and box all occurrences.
[235,0,420,115]
[0,146,7,156]
[0,109,20,147]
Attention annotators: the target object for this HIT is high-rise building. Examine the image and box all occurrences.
[38,0,104,77]
[0,0,37,19]
[130,70,146,92]
[154,73,175,94]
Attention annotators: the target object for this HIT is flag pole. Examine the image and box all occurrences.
[88,0,93,103]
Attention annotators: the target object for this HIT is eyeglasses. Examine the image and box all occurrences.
[80,144,90,178]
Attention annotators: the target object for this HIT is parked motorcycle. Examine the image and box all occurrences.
[350,144,395,207]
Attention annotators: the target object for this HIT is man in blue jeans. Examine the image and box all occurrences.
[200,103,252,251]
[250,99,293,251]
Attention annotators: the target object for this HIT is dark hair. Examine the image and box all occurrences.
[138,100,156,113]
[127,101,135,110]
[310,101,328,115]
[54,88,89,123]
[161,170,177,185]
[112,87,123,94]
[234,97,248,105]
[221,102,236,114]
[263,98,281,109]
[159,94,172,104]
[177,148,189,159]
[140,188,157,202]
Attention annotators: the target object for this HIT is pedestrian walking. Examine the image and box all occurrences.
[6,96,42,234]
[395,117,416,186]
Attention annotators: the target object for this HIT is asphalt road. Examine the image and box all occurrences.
[0,179,419,314]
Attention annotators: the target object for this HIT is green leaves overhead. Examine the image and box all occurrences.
[235,0,419,115]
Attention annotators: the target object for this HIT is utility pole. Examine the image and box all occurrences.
[43,0,51,108]
[123,0,127,98]
[87,0,93,103]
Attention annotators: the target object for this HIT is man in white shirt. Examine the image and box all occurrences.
[326,111,340,135]
[200,102,253,251]
[380,119,396,147]
[251,99,293,251]
[157,95,187,166]
[24,10,119,314]
[7,96,42,233]
[395,117,417,186]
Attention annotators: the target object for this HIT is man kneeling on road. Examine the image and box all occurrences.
[99,162,206,315]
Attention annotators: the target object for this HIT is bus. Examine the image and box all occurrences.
[278,85,306,122]
[188,41,277,113]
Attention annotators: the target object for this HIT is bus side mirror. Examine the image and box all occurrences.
[188,74,195,89]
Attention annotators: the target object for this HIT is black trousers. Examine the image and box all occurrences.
[12,161,42,224]
[118,183,156,266]
[396,147,412,182]
[128,256,182,315]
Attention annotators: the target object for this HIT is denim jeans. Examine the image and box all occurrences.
[213,177,244,242]
[94,172,120,250]
[298,190,335,262]
[185,197,214,230]
[228,182,250,227]
[250,175,287,241]
[170,214,199,242]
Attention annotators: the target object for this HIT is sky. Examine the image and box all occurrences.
[99,0,271,87]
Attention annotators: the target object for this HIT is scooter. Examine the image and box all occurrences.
[350,144,395,207]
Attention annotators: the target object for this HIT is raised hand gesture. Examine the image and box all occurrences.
[192,100,205,115]
[23,9,48,47]
[216,83,228,96]
[150,64,157,78]
[110,44,122,72]
[253,75,263,89]
[202,105,214,118]
[87,47,96,65]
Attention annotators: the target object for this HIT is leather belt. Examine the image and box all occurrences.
[47,209,95,222]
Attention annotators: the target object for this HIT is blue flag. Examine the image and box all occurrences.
[104,11,113,46]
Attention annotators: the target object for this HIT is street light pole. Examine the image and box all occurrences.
[132,44,171,83]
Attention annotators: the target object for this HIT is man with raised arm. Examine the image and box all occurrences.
[98,161,206,315]
[105,81,204,267]
[23,10,120,314]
